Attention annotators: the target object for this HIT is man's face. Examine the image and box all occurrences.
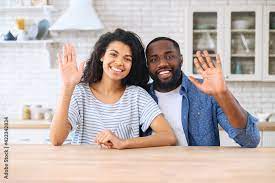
[146,40,183,90]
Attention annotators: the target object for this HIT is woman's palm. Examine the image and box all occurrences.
[58,44,85,86]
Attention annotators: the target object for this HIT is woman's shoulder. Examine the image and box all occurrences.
[126,85,150,97]
[73,82,90,96]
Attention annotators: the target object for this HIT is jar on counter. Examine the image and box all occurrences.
[22,105,31,120]
[31,105,44,120]
[44,108,53,121]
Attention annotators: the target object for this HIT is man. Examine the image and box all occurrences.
[144,37,260,147]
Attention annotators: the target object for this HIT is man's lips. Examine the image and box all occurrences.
[157,69,172,80]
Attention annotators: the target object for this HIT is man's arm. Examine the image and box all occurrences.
[189,50,247,128]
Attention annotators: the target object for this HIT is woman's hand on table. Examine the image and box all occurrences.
[95,130,126,150]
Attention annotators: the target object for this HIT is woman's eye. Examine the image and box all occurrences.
[110,53,117,57]
[126,58,132,62]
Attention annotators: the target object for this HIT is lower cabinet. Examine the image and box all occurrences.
[0,129,72,144]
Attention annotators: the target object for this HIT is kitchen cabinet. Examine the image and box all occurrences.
[185,5,268,81]
[0,129,50,144]
[184,6,225,77]
[263,6,275,81]
[0,4,59,68]
[0,120,72,144]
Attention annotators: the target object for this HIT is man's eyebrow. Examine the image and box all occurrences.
[149,50,174,57]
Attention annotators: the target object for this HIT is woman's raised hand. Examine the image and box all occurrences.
[58,44,85,87]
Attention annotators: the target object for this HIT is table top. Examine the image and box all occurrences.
[1,120,275,131]
[2,145,275,182]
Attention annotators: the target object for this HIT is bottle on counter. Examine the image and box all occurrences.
[31,105,44,120]
[22,105,31,120]
[44,108,53,121]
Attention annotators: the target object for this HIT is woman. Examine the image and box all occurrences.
[50,28,176,149]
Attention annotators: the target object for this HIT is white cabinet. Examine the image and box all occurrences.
[224,6,262,81]
[262,131,275,147]
[0,128,73,144]
[0,129,50,144]
[184,6,225,77]
[185,5,270,81]
[263,6,275,81]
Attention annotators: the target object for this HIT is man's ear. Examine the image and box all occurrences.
[180,54,183,65]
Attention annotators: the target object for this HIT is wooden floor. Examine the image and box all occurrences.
[1,145,275,182]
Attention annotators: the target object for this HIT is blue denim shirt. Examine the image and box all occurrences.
[144,74,260,147]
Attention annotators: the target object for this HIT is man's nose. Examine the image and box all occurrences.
[158,57,169,67]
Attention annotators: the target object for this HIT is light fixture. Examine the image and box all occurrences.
[49,0,103,31]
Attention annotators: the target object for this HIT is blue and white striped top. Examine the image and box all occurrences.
[68,83,162,144]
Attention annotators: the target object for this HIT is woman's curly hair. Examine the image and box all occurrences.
[81,28,149,90]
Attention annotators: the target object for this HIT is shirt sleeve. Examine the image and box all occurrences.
[214,98,260,148]
[68,86,82,131]
[137,87,162,132]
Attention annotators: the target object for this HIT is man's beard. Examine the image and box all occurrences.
[150,67,182,91]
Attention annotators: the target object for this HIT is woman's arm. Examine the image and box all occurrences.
[50,86,74,146]
[50,44,85,146]
[95,114,177,149]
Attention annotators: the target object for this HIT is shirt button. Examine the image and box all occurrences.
[198,112,200,115]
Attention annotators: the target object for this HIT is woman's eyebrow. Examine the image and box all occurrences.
[108,49,119,53]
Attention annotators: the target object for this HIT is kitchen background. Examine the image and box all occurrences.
[0,0,275,145]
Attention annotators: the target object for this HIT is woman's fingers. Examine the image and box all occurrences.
[57,51,63,68]
[62,44,68,65]
[67,44,72,63]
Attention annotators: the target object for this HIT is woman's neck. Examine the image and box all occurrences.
[92,75,125,96]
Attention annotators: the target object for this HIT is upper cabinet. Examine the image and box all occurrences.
[185,6,268,81]
[263,6,275,81]
[224,6,262,81]
[184,7,224,78]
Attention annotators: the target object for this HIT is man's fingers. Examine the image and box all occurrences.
[194,58,204,75]
[203,50,215,68]
[196,51,208,70]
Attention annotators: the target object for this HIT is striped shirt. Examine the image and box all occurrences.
[68,83,162,144]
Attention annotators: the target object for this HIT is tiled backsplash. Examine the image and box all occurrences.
[1,0,275,119]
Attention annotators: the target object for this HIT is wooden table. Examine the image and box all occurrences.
[1,145,275,182]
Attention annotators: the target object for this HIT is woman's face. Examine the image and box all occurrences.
[101,41,133,82]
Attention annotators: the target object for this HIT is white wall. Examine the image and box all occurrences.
[0,0,275,119]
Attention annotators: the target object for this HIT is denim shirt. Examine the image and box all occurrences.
[144,74,260,147]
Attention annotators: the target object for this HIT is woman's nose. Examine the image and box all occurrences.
[114,59,123,66]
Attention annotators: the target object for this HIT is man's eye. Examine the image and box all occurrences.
[150,58,157,63]
[166,55,175,60]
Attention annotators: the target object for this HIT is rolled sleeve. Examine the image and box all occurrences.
[218,108,260,148]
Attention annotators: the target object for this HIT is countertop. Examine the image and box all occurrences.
[1,120,275,131]
[3,145,275,182]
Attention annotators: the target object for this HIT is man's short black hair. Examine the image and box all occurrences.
[145,37,181,55]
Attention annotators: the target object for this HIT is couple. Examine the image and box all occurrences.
[50,28,260,149]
